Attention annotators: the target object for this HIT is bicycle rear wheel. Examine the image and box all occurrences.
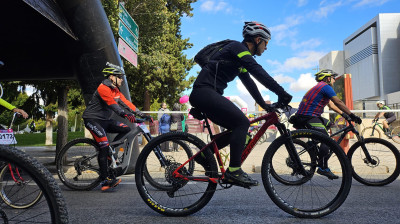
[0,145,68,223]
[56,138,101,190]
[362,126,382,138]
[270,139,317,185]
[262,129,352,218]
[135,132,218,216]
[348,138,400,186]
[391,126,400,144]
[0,163,43,209]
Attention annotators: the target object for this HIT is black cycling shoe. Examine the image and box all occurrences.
[224,168,259,187]
[317,167,339,180]
[385,131,392,138]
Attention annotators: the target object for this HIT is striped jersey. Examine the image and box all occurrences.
[297,82,336,117]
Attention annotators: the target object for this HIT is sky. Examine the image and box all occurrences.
[180,0,399,110]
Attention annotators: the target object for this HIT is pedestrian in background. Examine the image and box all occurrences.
[157,102,170,121]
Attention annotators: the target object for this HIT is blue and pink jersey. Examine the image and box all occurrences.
[297,82,336,117]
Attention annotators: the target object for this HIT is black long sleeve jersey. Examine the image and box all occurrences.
[193,40,285,109]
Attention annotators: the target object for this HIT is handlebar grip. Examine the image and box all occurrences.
[135,118,146,123]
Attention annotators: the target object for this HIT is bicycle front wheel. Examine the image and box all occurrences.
[270,139,317,185]
[262,129,352,218]
[0,145,68,223]
[362,126,382,138]
[56,138,101,190]
[135,132,218,216]
[348,138,400,186]
[391,126,400,144]
[0,163,43,209]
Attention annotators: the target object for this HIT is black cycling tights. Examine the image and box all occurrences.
[84,119,131,179]
[190,87,250,167]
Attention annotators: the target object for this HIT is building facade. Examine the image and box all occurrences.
[319,13,400,109]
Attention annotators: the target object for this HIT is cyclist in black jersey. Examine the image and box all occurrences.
[189,21,292,187]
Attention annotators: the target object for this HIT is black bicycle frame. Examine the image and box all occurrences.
[109,120,168,175]
[330,122,376,164]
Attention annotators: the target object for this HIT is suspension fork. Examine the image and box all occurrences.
[143,133,169,167]
[355,134,377,165]
[7,163,23,183]
[277,124,309,176]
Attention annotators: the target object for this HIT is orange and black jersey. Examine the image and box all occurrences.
[82,79,136,120]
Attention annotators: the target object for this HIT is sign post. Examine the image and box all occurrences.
[118,3,139,67]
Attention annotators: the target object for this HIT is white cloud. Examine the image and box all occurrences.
[297,0,308,7]
[290,38,322,50]
[353,0,390,7]
[267,50,326,73]
[270,1,345,45]
[290,73,317,92]
[273,74,296,84]
[270,15,303,44]
[310,1,344,20]
[263,95,271,101]
[236,76,270,96]
[200,1,232,13]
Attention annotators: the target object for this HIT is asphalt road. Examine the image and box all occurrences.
[59,174,400,224]
[17,144,400,224]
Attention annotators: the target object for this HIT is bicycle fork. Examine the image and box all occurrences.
[7,164,24,184]
[277,124,310,176]
[356,135,377,165]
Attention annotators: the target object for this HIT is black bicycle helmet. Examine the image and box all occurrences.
[102,62,125,77]
[243,21,271,41]
[315,69,338,82]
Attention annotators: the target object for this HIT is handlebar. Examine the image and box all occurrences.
[134,116,153,124]
[135,118,147,123]
[8,112,22,129]
[264,103,293,114]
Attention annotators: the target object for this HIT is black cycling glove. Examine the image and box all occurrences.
[349,113,362,124]
[124,113,136,123]
[341,113,350,121]
[277,91,292,107]
[135,109,153,121]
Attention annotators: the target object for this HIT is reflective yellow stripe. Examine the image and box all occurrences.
[237,51,251,58]
[0,98,16,111]
[240,68,248,73]
[310,123,328,133]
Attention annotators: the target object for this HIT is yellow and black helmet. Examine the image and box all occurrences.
[102,63,125,77]
[315,69,338,82]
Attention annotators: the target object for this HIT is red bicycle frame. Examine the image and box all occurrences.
[173,112,279,183]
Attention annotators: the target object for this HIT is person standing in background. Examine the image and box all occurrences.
[157,102,170,121]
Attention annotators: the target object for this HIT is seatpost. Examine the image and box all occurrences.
[203,118,215,139]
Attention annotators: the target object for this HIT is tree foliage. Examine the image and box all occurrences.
[102,0,197,110]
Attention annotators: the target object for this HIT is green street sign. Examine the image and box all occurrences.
[118,20,138,53]
[119,3,139,39]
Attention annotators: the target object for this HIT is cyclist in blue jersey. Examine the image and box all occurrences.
[290,69,362,179]
[189,21,292,187]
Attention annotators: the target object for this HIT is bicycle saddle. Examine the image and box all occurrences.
[189,107,206,120]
